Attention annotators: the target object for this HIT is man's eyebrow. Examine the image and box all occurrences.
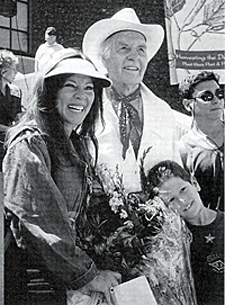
[138,44,147,49]
[116,40,128,46]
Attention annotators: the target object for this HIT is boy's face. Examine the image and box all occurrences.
[156,176,203,222]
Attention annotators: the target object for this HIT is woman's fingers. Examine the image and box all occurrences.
[111,271,122,283]
[79,270,122,304]
[101,271,121,304]
[103,289,113,305]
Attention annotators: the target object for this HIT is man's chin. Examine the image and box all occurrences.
[122,76,143,86]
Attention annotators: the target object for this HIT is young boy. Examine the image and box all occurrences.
[145,160,224,305]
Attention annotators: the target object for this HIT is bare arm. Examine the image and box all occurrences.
[0,124,9,133]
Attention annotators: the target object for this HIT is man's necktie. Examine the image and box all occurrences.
[119,97,143,160]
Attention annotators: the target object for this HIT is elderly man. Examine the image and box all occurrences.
[178,71,224,211]
[83,8,181,193]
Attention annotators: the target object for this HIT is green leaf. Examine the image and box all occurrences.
[203,0,225,29]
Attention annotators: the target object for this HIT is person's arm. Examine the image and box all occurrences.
[3,133,98,289]
[34,60,39,72]
[34,45,41,72]
[0,124,9,133]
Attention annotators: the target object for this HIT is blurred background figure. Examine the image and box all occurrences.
[0,49,22,171]
[34,26,64,72]
[178,71,224,211]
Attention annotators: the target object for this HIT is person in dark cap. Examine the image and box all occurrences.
[34,26,64,72]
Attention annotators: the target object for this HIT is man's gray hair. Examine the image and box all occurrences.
[99,34,117,67]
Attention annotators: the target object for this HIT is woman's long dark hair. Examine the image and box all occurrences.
[6,72,104,168]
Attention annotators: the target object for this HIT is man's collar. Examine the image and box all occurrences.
[45,42,57,46]
[107,85,141,102]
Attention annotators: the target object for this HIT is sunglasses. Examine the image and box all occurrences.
[194,88,224,102]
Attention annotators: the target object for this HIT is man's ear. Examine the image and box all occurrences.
[101,57,108,69]
[182,99,194,113]
[191,176,201,192]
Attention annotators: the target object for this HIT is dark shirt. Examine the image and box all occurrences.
[0,83,21,169]
[187,211,224,305]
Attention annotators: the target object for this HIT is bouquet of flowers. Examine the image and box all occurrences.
[76,159,197,305]
[77,163,166,280]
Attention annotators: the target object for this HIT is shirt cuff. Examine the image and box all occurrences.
[69,262,98,290]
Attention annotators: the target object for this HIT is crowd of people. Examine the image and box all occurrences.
[1,7,224,305]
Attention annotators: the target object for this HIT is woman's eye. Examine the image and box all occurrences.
[64,83,76,88]
[85,86,94,91]
[169,197,175,203]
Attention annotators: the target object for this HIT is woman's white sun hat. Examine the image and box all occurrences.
[82,8,164,73]
[44,48,112,88]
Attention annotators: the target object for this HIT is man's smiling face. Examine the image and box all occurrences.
[104,31,148,87]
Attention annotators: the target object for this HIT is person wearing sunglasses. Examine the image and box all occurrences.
[178,71,224,211]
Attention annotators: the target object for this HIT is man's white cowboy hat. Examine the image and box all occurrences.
[82,8,164,73]
[44,48,111,88]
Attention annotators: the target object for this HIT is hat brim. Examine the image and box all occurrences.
[83,19,164,73]
[45,58,112,88]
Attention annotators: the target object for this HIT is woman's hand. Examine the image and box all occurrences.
[79,270,122,305]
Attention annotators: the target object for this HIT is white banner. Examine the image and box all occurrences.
[164,0,225,84]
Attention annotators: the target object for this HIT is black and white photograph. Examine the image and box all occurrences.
[0,1,224,304]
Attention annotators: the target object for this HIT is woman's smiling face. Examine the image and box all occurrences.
[56,74,95,135]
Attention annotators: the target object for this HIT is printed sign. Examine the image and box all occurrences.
[164,0,225,84]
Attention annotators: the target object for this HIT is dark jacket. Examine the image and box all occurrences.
[3,125,98,291]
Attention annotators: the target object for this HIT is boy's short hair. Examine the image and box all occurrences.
[144,160,191,197]
[179,71,220,101]
[45,27,57,36]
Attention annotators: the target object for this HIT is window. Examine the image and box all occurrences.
[0,0,29,54]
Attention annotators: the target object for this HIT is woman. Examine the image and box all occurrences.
[0,49,22,170]
[4,48,121,305]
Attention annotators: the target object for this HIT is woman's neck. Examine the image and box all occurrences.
[64,125,73,138]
